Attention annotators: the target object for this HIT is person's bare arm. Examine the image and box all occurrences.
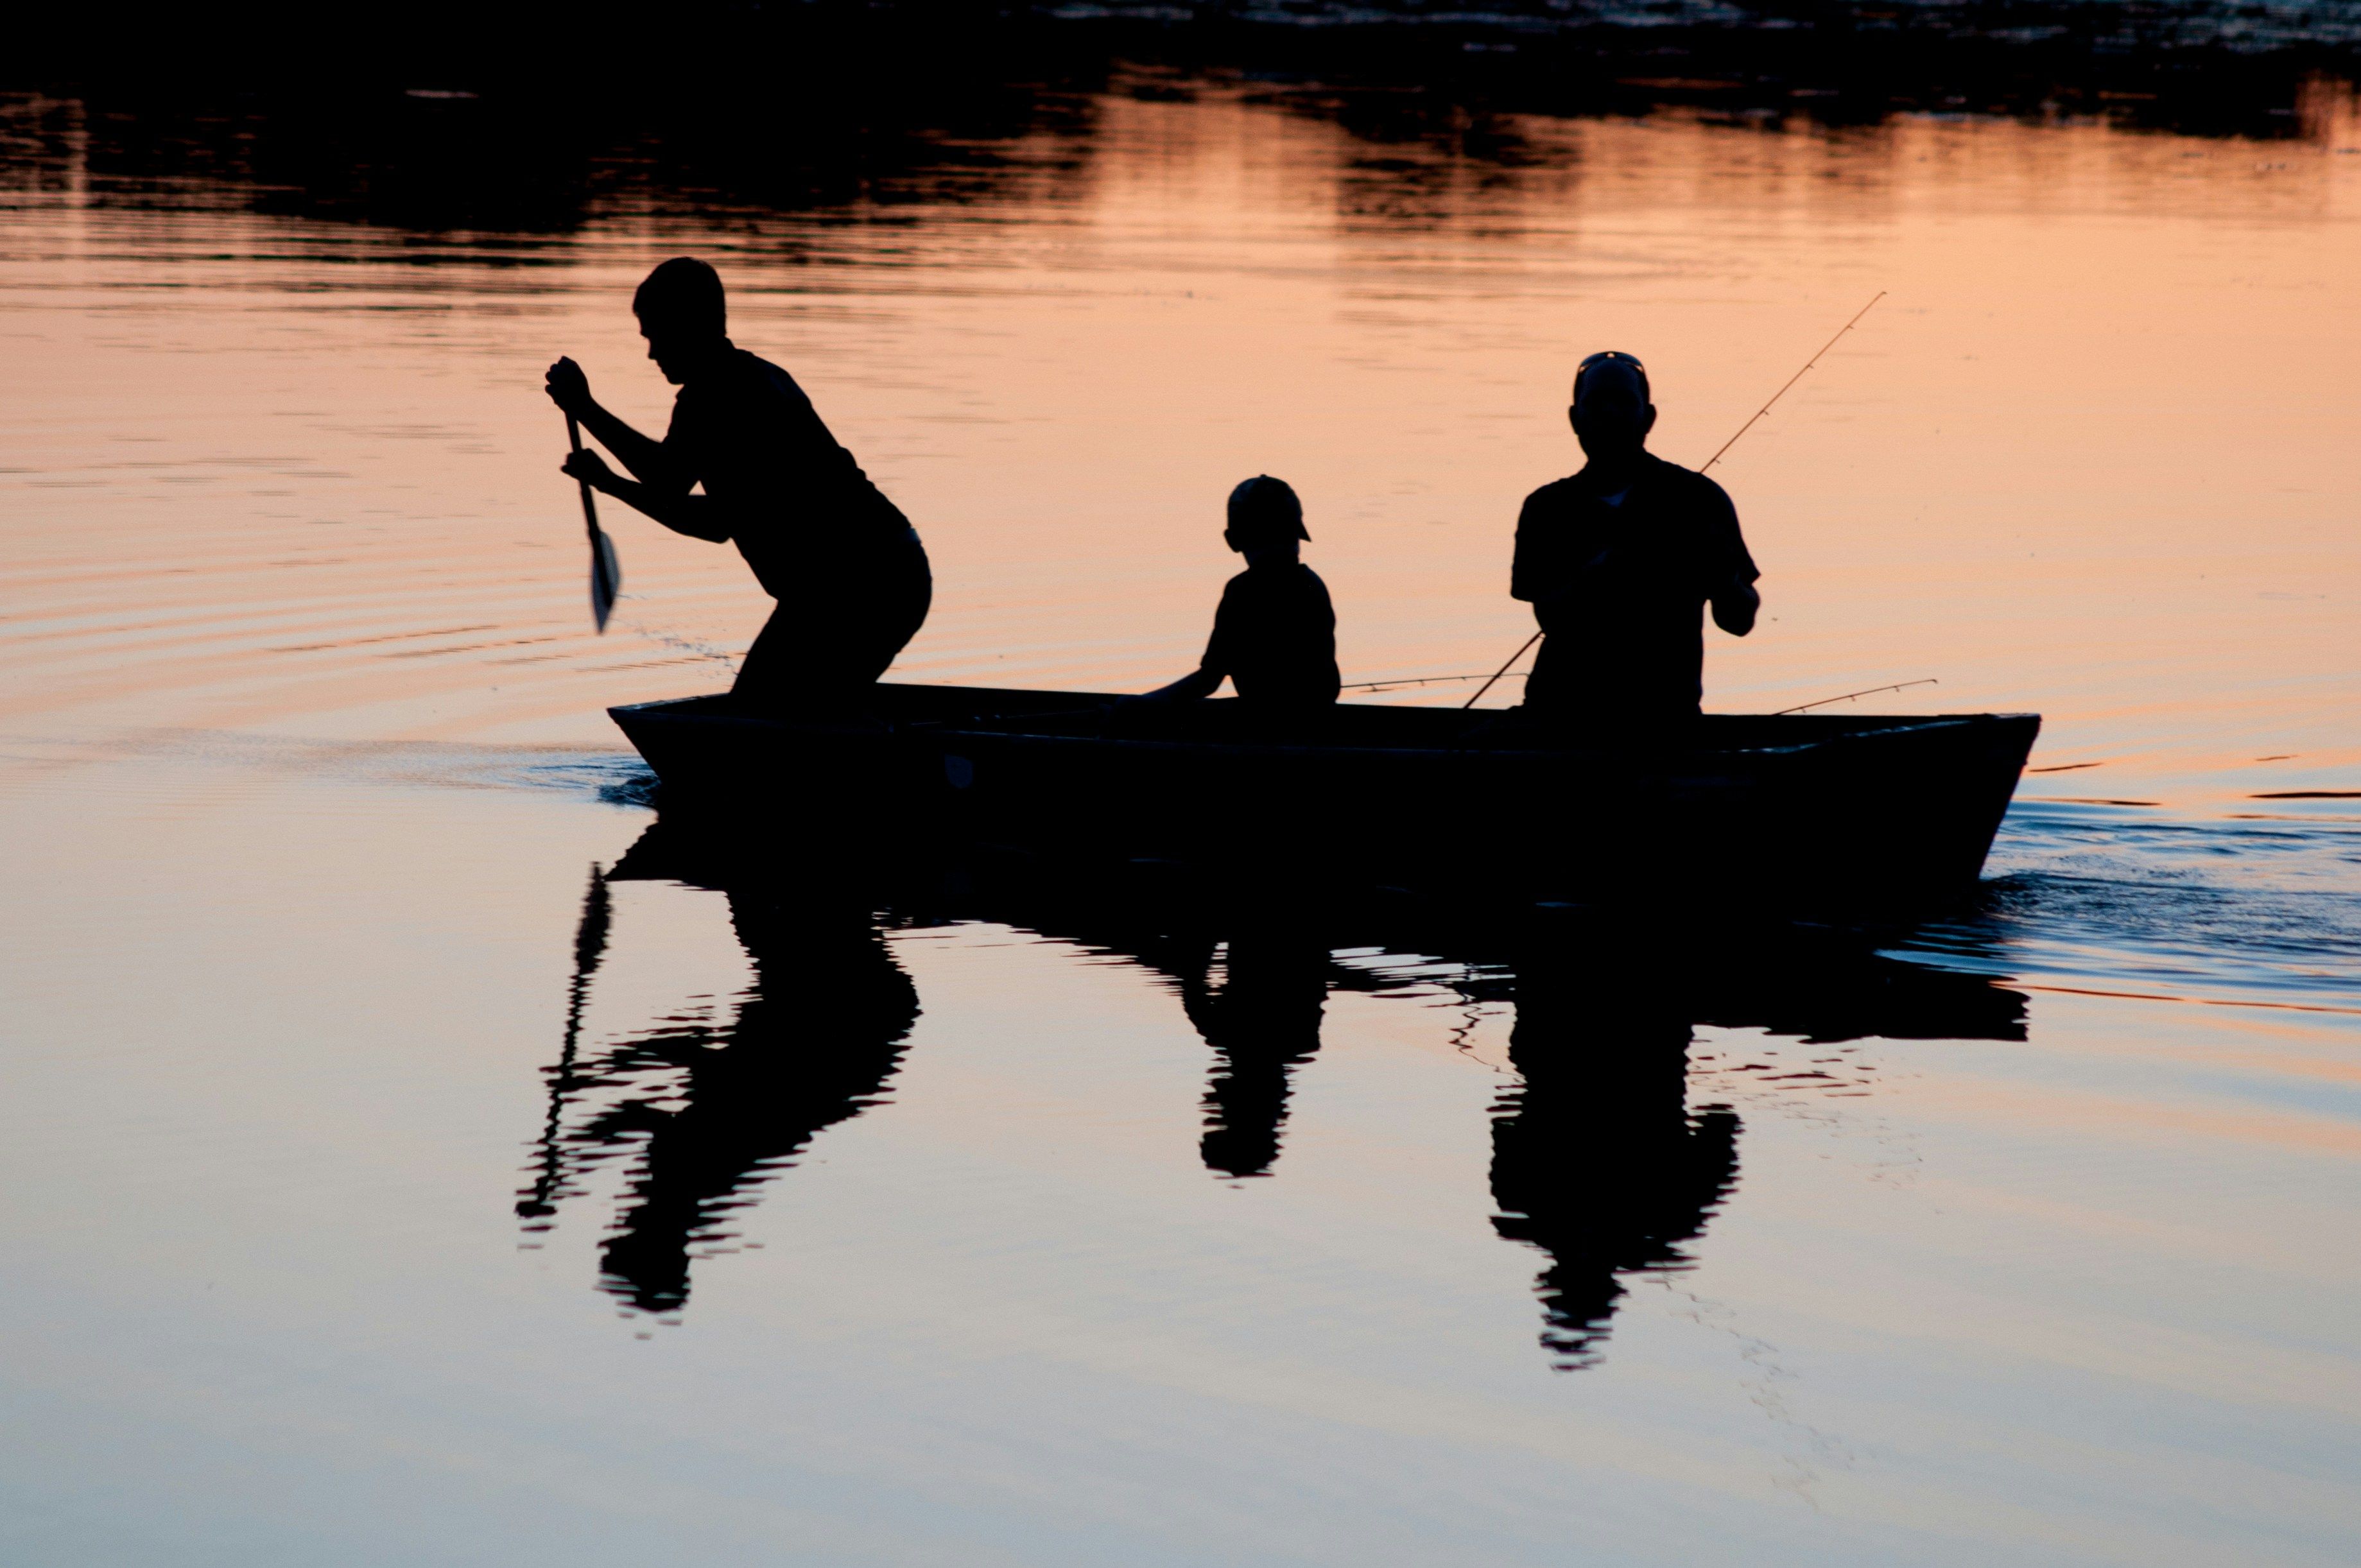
[1133,666,1224,703]
[545,357,691,491]
[558,449,731,543]
[1711,580,1760,637]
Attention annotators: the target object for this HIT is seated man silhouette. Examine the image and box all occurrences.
[545,256,930,711]
[1132,475,1341,724]
[1511,353,1758,727]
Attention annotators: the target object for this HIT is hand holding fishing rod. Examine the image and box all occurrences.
[1459,291,1885,711]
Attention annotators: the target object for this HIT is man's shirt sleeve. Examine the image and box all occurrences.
[1509,488,1548,605]
[1199,578,1241,678]
[657,390,700,490]
[1697,476,1759,592]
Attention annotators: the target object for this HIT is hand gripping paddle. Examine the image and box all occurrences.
[567,414,621,632]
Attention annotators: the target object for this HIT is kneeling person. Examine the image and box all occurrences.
[1137,476,1341,721]
[546,256,930,712]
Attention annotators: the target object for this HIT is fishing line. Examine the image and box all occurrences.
[617,609,741,672]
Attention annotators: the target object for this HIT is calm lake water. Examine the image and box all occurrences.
[3,76,2358,1566]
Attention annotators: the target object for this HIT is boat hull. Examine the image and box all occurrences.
[609,685,2039,915]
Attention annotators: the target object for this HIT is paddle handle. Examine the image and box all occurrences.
[566,414,600,539]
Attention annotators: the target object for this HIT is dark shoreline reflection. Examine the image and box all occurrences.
[15,2,2355,153]
[4,37,2349,250]
[529,821,2027,1363]
[0,77,1108,239]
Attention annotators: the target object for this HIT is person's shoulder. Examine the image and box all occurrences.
[1643,452,1733,508]
[727,348,811,404]
[1222,564,1325,605]
[1523,474,1586,510]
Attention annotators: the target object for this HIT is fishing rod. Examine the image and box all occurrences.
[1772,678,1935,716]
[1698,290,1887,474]
[1340,671,1523,693]
[1460,291,1888,712]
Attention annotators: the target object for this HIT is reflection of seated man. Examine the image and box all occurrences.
[546,256,931,712]
[1490,953,1740,1367]
[1131,476,1341,725]
[1510,353,1759,728]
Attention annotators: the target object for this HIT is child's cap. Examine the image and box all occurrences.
[1227,474,1310,543]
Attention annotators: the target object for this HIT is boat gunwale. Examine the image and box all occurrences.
[608,692,2037,767]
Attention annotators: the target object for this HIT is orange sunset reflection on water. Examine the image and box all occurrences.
[1,81,2356,807]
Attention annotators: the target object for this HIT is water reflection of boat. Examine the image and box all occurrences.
[609,685,2039,911]
[528,823,2026,1361]
[926,848,2028,1365]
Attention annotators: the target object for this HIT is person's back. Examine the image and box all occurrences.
[546,256,930,713]
[1511,352,1758,727]
[1134,474,1340,725]
[667,346,912,597]
[1207,556,1340,714]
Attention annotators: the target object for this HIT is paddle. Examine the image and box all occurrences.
[568,413,621,632]
[517,861,612,1225]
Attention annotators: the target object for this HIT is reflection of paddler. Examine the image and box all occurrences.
[515,863,612,1230]
[597,889,917,1313]
[523,868,919,1316]
[1489,950,1740,1368]
[544,256,930,710]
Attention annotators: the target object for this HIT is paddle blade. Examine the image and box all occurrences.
[590,528,621,633]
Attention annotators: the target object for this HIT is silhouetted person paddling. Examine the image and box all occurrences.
[1132,475,1340,723]
[546,257,930,711]
[1512,353,1759,727]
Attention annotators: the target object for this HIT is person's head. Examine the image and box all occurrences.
[1569,350,1655,465]
[633,257,728,384]
[1224,474,1310,564]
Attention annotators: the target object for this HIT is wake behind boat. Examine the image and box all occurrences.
[610,683,2038,913]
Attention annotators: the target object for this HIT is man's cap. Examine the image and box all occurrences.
[1227,474,1310,542]
[1573,350,1650,406]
